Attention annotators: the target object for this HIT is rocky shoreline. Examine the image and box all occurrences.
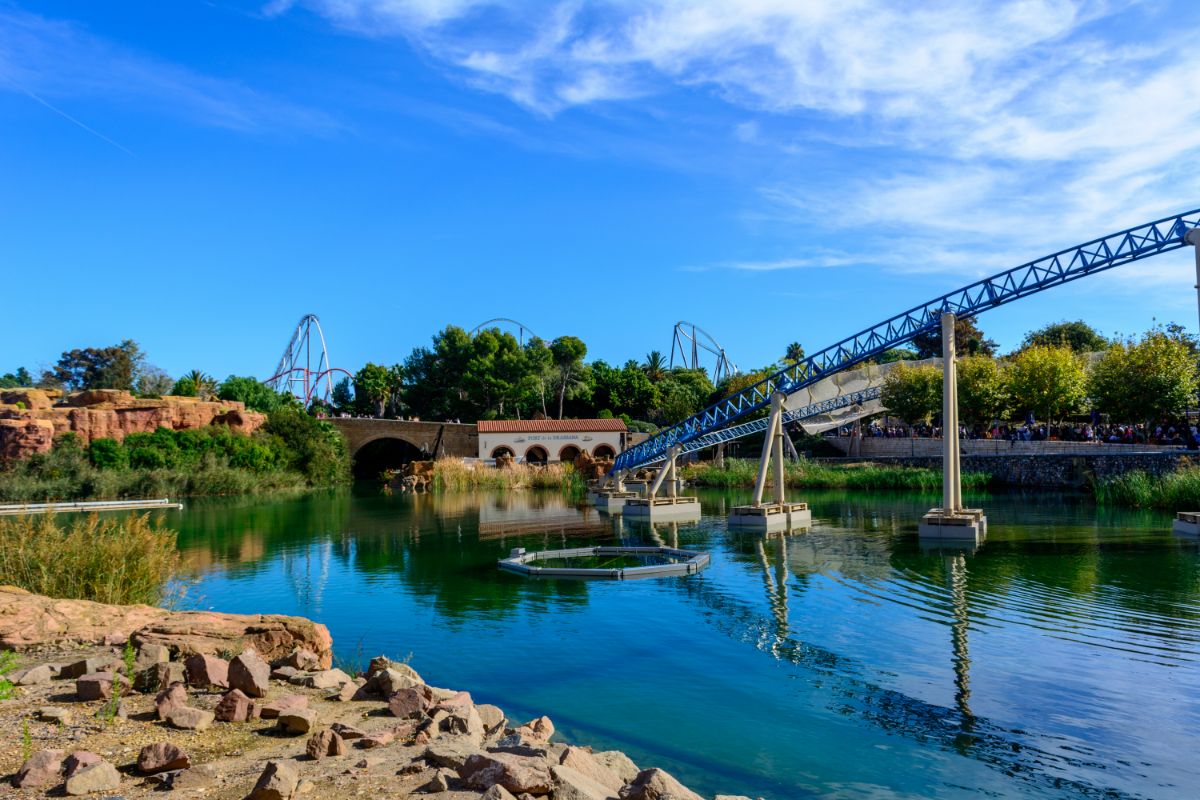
[1,589,752,800]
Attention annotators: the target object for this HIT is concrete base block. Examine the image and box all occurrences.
[729,502,812,532]
[624,497,702,522]
[919,508,987,540]
[588,491,641,512]
[1173,512,1200,536]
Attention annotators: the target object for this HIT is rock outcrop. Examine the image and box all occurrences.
[0,586,332,666]
[0,388,266,462]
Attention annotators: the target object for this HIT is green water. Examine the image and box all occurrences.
[161,488,1200,799]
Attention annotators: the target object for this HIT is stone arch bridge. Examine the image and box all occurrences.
[326,418,478,477]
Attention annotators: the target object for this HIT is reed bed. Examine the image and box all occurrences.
[0,513,179,605]
[1092,467,1200,509]
[429,459,584,495]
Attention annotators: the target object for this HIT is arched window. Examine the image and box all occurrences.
[592,444,616,459]
[559,445,581,463]
[525,445,549,465]
[491,446,515,459]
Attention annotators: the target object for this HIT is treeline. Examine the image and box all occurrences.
[880,321,1199,428]
[337,326,743,431]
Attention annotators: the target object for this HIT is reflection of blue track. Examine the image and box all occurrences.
[638,387,881,466]
[615,209,1200,472]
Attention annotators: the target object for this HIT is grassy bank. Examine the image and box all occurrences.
[1092,467,1200,509]
[0,513,178,605]
[681,458,995,492]
[428,459,586,495]
[0,408,350,502]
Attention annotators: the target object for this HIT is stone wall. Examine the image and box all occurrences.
[0,388,267,462]
[326,418,479,459]
[819,451,1196,488]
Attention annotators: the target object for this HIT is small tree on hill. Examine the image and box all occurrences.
[1021,320,1108,353]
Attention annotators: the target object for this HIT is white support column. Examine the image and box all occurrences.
[1189,229,1200,338]
[730,393,810,532]
[941,311,961,514]
[920,311,984,540]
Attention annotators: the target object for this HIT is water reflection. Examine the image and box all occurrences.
[162,488,1200,800]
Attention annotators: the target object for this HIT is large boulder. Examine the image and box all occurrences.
[13,749,65,789]
[0,587,331,668]
[618,768,705,800]
[249,761,299,800]
[228,649,270,697]
[459,753,554,796]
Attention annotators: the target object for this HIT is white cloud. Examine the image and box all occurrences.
[276,0,1200,279]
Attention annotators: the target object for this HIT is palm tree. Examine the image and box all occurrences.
[643,350,667,382]
[784,342,805,364]
[180,369,217,399]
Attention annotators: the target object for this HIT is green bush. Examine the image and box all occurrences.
[88,438,128,470]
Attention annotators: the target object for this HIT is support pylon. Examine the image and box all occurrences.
[624,446,701,521]
[920,312,986,540]
[587,469,639,512]
[729,392,811,532]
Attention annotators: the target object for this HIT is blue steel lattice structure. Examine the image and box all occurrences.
[638,388,882,466]
[614,208,1200,473]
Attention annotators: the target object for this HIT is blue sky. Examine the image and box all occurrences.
[3,0,1199,382]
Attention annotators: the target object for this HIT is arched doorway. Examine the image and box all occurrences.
[524,445,549,465]
[593,444,616,459]
[559,445,581,463]
[491,446,515,459]
[353,437,425,479]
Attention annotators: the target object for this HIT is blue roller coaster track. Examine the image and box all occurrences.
[614,208,1200,473]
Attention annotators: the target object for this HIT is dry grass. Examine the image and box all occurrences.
[0,513,179,605]
[430,459,584,494]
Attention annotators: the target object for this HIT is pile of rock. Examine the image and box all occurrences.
[5,598,753,799]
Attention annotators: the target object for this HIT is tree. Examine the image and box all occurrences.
[876,348,918,364]
[1005,345,1086,424]
[177,370,217,399]
[136,365,174,396]
[218,375,289,413]
[956,356,1009,424]
[783,342,805,364]
[0,367,32,388]
[1021,320,1108,353]
[45,340,145,391]
[353,363,393,418]
[913,316,997,359]
[642,351,667,382]
[881,362,942,426]
[1088,330,1200,426]
[331,377,354,413]
[550,336,588,419]
[655,368,714,425]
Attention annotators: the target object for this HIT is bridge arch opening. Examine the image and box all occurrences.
[524,445,548,465]
[559,445,581,463]
[353,437,425,480]
[593,444,616,459]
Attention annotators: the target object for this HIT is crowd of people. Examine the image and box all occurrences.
[848,420,1200,447]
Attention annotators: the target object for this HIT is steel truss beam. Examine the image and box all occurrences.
[637,387,881,467]
[615,209,1200,472]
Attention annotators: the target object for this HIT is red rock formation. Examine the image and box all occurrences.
[0,586,333,667]
[0,389,267,461]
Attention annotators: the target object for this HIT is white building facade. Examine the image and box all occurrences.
[477,419,629,464]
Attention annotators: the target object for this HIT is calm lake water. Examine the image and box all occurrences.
[158,488,1200,800]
